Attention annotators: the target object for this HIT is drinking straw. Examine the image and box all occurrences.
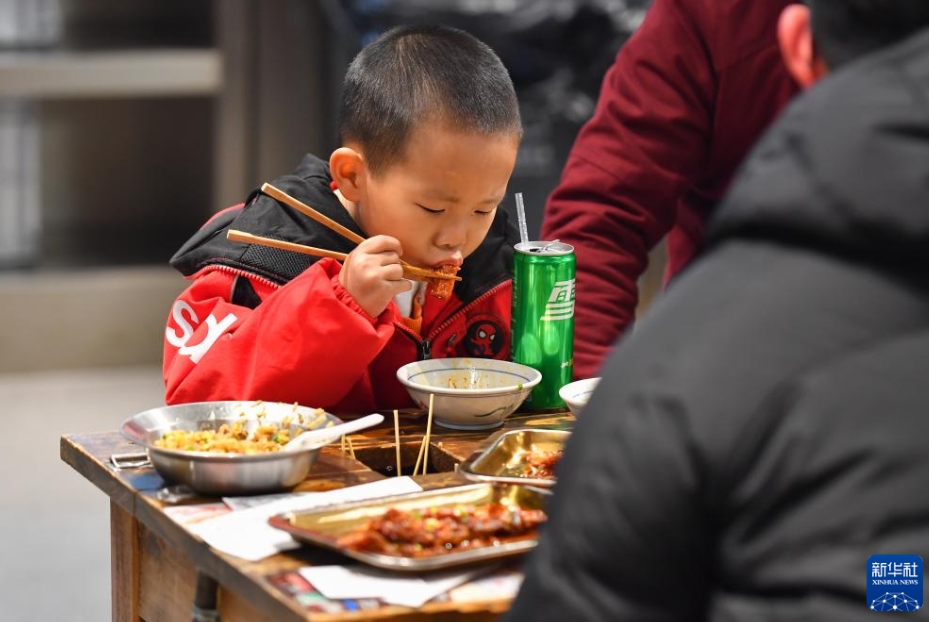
[515,192,529,246]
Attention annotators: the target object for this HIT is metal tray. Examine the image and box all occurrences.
[119,401,342,496]
[268,483,550,571]
[457,429,570,489]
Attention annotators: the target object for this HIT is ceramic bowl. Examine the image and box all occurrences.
[558,377,601,416]
[396,358,542,430]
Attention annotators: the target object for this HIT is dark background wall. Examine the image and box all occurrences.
[315,0,652,239]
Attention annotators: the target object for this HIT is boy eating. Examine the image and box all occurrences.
[163,25,522,413]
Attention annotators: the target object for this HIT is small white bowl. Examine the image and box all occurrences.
[396,358,542,430]
[559,377,601,416]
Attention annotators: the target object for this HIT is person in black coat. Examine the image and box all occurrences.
[505,1,929,620]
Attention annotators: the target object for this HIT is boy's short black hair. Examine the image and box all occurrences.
[339,24,522,176]
[809,0,929,68]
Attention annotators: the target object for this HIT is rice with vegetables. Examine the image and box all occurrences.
[155,419,293,453]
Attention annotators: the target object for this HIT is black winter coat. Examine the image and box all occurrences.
[505,27,929,622]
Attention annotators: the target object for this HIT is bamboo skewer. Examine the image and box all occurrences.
[422,394,435,476]
[226,230,461,283]
[413,423,427,476]
[412,393,436,477]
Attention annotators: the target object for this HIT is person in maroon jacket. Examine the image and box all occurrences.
[542,0,800,379]
[162,25,523,413]
[508,0,929,619]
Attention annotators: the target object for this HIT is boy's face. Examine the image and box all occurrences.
[352,120,519,270]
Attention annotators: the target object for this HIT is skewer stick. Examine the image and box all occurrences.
[412,395,436,477]
[422,394,435,476]
[347,435,356,459]
[393,409,402,478]
[412,420,428,477]
[412,436,426,478]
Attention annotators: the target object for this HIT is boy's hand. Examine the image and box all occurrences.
[339,235,412,317]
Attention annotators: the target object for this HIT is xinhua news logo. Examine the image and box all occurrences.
[867,555,922,612]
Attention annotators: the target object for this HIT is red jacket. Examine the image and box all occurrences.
[541,0,799,379]
[163,155,518,414]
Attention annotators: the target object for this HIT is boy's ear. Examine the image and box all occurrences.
[329,147,366,202]
[778,4,829,89]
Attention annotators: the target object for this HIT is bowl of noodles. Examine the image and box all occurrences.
[120,400,343,496]
[396,358,541,430]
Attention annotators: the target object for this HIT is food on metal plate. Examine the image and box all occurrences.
[336,503,547,557]
[428,264,460,299]
[153,403,326,454]
[524,449,563,480]
[155,420,292,453]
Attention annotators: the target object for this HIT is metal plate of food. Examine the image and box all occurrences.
[119,401,342,496]
[268,483,551,571]
[457,429,569,489]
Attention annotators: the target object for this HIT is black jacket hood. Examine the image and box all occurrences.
[170,154,518,304]
[711,27,929,267]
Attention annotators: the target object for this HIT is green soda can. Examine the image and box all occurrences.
[511,241,576,410]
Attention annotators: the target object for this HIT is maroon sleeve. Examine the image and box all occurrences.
[541,0,716,379]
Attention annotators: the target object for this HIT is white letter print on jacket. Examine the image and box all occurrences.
[165,301,237,364]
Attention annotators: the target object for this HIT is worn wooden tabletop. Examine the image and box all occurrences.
[61,409,573,622]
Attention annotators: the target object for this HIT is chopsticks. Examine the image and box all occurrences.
[261,182,440,274]
[261,183,366,247]
[227,230,347,262]
[230,181,461,283]
[226,230,461,283]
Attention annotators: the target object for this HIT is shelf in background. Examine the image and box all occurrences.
[0,49,222,98]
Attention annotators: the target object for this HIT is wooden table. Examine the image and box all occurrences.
[61,411,573,622]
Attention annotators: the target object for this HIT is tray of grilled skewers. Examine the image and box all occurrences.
[267,483,551,571]
[457,429,569,489]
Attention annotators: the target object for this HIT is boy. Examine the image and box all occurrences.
[163,25,522,413]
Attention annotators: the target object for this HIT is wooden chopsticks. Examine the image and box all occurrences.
[226,230,461,283]
[261,183,366,247]
[227,230,347,262]
[228,182,461,283]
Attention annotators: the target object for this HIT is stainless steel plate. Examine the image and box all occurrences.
[268,483,551,571]
[119,401,342,496]
[457,429,570,489]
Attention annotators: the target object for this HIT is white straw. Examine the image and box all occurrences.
[515,192,529,246]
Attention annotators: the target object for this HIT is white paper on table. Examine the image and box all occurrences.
[222,491,311,511]
[298,564,493,608]
[164,502,230,526]
[448,567,524,603]
[187,477,422,561]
